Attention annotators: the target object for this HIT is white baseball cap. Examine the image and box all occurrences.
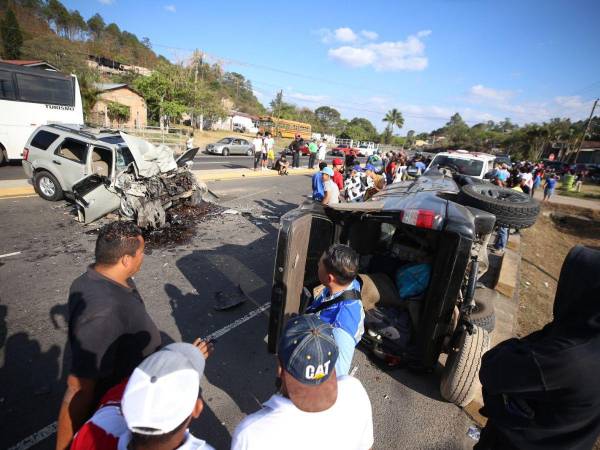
[121,343,206,435]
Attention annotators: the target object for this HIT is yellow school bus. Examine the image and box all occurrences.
[258,116,311,140]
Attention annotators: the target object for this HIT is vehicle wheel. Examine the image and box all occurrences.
[34,171,63,201]
[440,325,490,407]
[246,149,253,156]
[470,294,495,333]
[222,148,229,156]
[120,197,137,219]
[458,184,540,229]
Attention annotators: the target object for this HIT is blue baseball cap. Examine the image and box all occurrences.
[365,164,376,171]
[321,167,334,177]
[278,315,338,385]
[353,165,364,172]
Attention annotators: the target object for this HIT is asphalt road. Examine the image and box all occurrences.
[0,152,367,181]
[0,175,475,450]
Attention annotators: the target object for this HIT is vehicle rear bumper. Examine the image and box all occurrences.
[21,160,33,179]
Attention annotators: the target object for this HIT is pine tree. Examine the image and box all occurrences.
[1,9,23,59]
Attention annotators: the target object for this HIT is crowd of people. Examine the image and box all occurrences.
[311,149,430,205]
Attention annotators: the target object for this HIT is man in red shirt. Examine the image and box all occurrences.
[332,158,344,191]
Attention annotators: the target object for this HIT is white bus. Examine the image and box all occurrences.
[0,62,83,164]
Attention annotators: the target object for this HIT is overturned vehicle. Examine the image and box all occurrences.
[267,169,539,406]
[22,124,206,228]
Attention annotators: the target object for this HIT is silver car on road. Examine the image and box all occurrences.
[206,137,254,156]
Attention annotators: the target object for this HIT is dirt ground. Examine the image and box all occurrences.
[518,202,600,337]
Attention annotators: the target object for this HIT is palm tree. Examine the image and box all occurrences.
[383,109,404,135]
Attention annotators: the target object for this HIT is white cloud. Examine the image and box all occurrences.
[469,84,515,103]
[328,31,431,71]
[327,46,376,68]
[288,91,328,103]
[554,95,586,110]
[361,30,378,40]
[334,27,358,43]
[164,4,176,12]
[416,30,432,38]
[98,0,114,4]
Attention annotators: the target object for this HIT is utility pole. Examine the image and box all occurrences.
[572,98,598,164]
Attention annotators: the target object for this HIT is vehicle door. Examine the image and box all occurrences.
[231,138,244,155]
[72,146,122,224]
[268,206,334,353]
[52,138,90,191]
[239,139,252,155]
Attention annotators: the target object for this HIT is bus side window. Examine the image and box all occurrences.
[0,70,16,100]
[55,139,88,164]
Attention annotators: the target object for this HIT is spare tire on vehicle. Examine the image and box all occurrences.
[458,184,540,229]
[440,325,490,407]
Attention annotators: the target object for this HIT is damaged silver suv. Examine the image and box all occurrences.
[22,124,205,228]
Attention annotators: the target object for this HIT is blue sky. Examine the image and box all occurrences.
[65,0,600,132]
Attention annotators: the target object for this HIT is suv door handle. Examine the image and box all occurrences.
[53,160,61,165]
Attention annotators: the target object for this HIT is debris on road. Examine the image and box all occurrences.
[222,209,241,215]
[143,201,223,249]
[214,284,248,310]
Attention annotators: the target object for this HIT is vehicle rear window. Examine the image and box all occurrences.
[430,155,484,177]
[0,70,16,100]
[30,130,59,150]
[16,73,74,106]
[55,139,88,164]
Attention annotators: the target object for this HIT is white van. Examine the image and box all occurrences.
[0,62,83,164]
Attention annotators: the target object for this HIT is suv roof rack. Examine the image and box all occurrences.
[47,124,98,140]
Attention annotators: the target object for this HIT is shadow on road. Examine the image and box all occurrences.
[166,197,298,448]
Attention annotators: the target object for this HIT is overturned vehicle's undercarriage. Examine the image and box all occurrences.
[268,170,540,406]
[73,132,206,228]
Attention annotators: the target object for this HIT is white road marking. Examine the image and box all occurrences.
[8,422,57,450]
[7,302,271,450]
[204,302,271,341]
[0,251,21,258]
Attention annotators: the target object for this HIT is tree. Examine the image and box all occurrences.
[445,113,470,147]
[314,106,342,135]
[382,108,404,135]
[107,101,130,124]
[45,0,70,37]
[406,130,415,147]
[87,13,105,40]
[340,117,378,141]
[0,8,23,59]
[66,9,87,40]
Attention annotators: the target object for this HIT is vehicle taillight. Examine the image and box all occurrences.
[400,209,442,230]
[23,148,29,161]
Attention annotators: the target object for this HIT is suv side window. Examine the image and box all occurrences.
[55,139,88,164]
[30,130,60,150]
[116,146,135,171]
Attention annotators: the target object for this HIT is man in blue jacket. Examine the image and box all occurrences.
[311,162,327,201]
[306,244,364,376]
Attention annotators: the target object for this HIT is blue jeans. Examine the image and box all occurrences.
[494,226,508,250]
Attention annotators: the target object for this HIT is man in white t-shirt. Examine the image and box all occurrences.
[231,315,373,450]
[317,140,328,163]
[321,166,340,205]
[252,133,263,171]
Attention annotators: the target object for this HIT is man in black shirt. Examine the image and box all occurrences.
[56,222,161,450]
[289,134,304,169]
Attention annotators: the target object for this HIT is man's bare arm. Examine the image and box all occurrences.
[55,375,96,450]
